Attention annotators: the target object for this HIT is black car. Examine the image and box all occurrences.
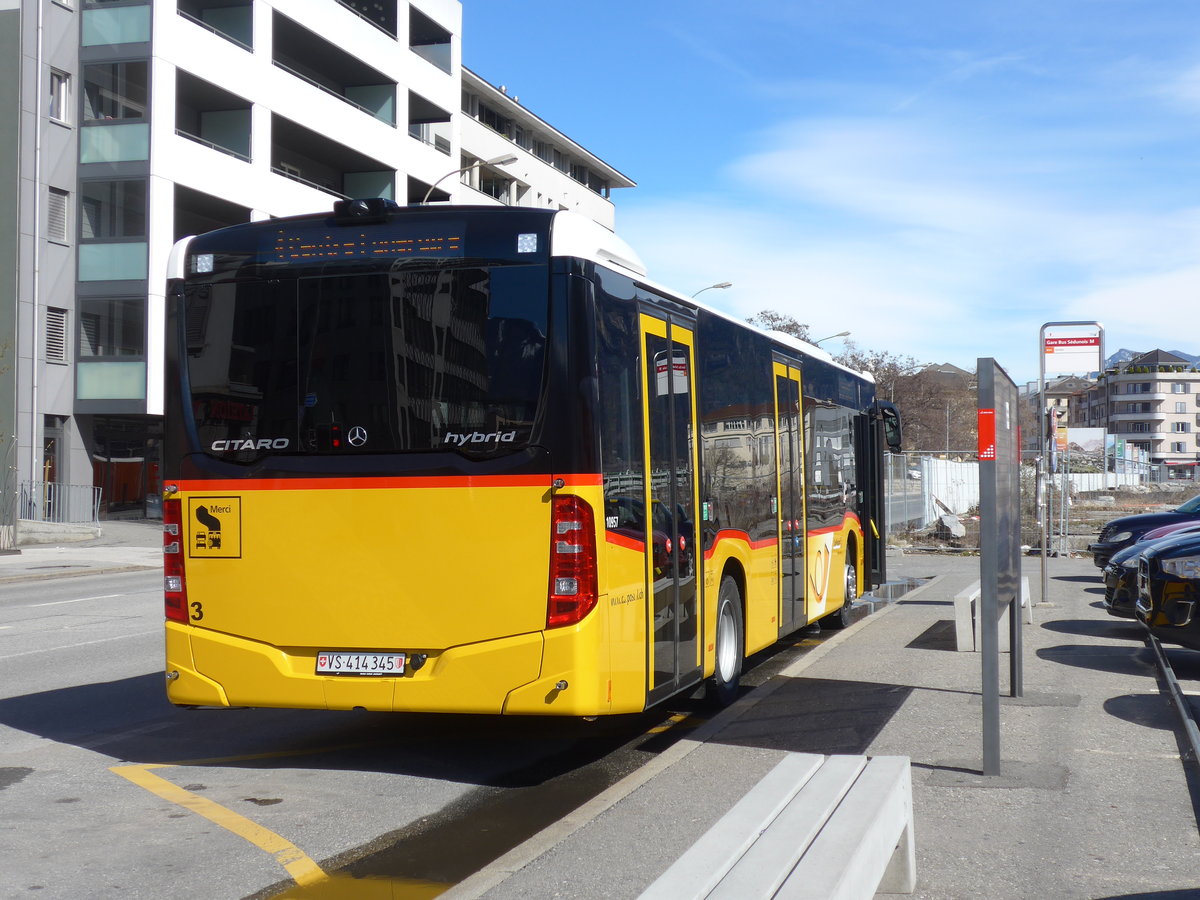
[1134,531,1200,649]
[1088,494,1200,568]
[1102,542,1145,618]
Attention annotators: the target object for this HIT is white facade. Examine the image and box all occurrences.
[10,0,633,520]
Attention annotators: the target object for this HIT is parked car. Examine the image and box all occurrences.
[1102,522,1200,618]
[1134,530,1200,649]
[1088,494,1200,568]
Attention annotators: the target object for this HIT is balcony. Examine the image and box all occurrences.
[271,115,394,200]
[177,0,253,51]
[175,71,251,161]
[273,12,396,126]
[174,185,252,243]
[1109,410,1166,422]
[408,91,452,155]
[335,0,396,38]
[410,6,452,74]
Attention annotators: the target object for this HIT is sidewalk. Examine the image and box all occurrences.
[449,551,1200,900]
[0,520,161,583]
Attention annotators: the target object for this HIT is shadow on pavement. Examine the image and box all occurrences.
[905,619,958,651]
[710,677,912,755]
[1036,644,1158,678]
[1039,618,1145,640]
[0,672,659,788]
[1102,694,1182,732]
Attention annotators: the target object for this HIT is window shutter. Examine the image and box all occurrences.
[45,308,68,364]
[47,188,69,243]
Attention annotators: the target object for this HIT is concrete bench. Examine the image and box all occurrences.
[954,576,1031,652]
[638,753,915,900]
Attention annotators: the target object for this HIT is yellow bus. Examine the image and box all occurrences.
[162,200,900,716]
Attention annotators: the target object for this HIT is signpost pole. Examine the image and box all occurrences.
[1038,322,1104,603]
[978,359,1021,775]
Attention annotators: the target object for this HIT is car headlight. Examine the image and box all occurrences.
[1161,555,1200,579]
[1108,531,1133,543]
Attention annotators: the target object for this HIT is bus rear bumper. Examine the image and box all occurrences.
[165,622,547,714]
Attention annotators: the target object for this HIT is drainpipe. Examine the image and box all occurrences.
[29,0,45,492]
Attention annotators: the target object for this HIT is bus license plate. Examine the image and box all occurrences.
[316,652,406,676]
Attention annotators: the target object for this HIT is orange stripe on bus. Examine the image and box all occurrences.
[605,531,645,553]
[703,530,778,559]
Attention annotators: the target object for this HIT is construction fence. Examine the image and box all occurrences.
[882,451,1190,554]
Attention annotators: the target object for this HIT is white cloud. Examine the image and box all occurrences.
[619,112,1200,383]
[1064,266,1200,353]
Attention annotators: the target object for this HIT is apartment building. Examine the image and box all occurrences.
[1072,350,1200,477]
[4,0,635,528]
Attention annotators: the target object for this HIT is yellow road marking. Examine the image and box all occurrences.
[647,712,690,734]
[110,763,326,888]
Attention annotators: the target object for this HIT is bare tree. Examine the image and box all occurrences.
[747,311,810,342]
[834,340,920,403]
[744,311,977,451]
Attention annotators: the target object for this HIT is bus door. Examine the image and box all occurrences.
[641,314,701,703]
[774,362,806,633]
[855,405,893,588]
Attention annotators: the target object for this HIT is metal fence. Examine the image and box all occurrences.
[883,451,1157,553]
[19,480,102,525]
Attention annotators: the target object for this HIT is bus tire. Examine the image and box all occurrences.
[705,576,744,707]
[821,561,858,630]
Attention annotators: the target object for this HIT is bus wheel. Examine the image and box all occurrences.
[822,561,858,630]
[706,576,744,707]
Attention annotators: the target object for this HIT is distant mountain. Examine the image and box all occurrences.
[1105,348,1200,368]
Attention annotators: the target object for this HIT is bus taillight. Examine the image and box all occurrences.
[547,495,598,628]
[163,496,188,623]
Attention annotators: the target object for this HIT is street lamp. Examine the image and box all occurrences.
[813,330,850,345]
[422,154,519,204]
[692,282,732,297]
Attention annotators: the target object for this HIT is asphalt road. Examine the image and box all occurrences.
[1,570,784,900]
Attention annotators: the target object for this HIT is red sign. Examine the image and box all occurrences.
[977,408,996,460]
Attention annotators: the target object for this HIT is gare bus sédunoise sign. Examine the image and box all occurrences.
[1042,325,1103,375]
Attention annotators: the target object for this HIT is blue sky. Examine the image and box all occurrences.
[463,1,1200,384]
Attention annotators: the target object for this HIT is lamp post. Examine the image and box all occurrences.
[422,154,518,204]
[813,330,850,346]
[692,282,732,297]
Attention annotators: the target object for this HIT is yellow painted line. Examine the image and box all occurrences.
[647,712,690,735]
[110,763,326,888]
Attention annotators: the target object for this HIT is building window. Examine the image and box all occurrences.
[80,298,145,357]
[82,5,151,47]
[1173,422,1191,433]
[81,179,146,239]
[49,70,71,123]
[45,308,68,364]
[83,61,148,120]
[79,179,148,281]
[1172,442,1187,453]
[1178,401,1188,414]
[47,188,70,244]
[1172,383,1190,394]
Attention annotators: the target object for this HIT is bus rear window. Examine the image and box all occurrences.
[183,265,548,460]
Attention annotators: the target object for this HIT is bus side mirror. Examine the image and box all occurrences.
[879,403,902,453]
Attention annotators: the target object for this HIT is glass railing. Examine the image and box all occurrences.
[175,128,250,162]
[176,8,252,51]
[274,61,396,126]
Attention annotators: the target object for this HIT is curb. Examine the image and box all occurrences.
[0,563,159,585]
[441,582,932,900]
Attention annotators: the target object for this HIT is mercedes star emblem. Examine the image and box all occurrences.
[347,426,368,447]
